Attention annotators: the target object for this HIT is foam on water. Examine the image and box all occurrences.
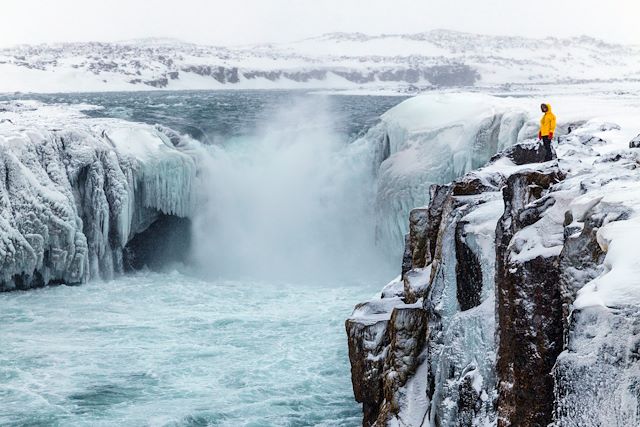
[0,271,374,426]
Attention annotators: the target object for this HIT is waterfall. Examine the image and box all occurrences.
[191,96,395,283]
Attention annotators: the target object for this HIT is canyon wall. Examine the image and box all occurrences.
[348,111,640,426]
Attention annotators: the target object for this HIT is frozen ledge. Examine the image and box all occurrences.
[0,100,201,290]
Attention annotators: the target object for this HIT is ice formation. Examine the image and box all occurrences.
[0,101,200,290]
[346,93,640,426]
[354,93,531,254]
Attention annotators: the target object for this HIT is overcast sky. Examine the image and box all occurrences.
[1,0,638,47]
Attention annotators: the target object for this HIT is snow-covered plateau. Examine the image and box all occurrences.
[0,100,201,290]
[1,30,639,93]
[346,92,640,426]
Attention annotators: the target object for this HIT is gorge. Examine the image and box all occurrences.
[2,90,640,426]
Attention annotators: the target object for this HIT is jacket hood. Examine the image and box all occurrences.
[543,103,553,113]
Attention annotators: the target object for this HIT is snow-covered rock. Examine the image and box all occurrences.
[347,94,640,426]
[346,286,424,426]
[0,30,638,93]
[0,101,200,290]
[495,167,566,426]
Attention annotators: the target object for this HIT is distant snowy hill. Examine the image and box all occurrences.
[1,30,639,93]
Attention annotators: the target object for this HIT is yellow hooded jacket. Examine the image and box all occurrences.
[540,103,556,137]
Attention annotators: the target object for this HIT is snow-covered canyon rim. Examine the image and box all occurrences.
[1,29,639,93]
[345,91,640,426]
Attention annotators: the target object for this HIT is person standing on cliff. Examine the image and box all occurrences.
[538,103,556,161]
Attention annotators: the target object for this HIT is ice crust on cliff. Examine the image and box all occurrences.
[355,93,533,254]
[347,92,640,426]
[360,92,639,254]
[0,101,200,290]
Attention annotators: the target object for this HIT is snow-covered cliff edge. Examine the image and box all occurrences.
[347,94,640,426]
[355,94,532,254]
[0,101,199,290]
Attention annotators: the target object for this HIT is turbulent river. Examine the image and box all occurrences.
[0,90,407,426]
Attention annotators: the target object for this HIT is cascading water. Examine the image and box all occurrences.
[191,96,395,282]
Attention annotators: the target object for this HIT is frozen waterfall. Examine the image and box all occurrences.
[0,101,200,290]
[1,93,533,290]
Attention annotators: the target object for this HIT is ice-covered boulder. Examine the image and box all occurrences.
[0,101,200,290]
[490,139,553,165]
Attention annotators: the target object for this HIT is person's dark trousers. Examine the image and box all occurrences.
[542,135,553,161]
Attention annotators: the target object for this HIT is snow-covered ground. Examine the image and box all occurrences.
[1,30,638,93]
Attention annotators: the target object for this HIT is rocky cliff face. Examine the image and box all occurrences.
[347,118,640,426]
[495,167,566,426]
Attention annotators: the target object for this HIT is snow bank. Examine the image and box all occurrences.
[0,101,200,290]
